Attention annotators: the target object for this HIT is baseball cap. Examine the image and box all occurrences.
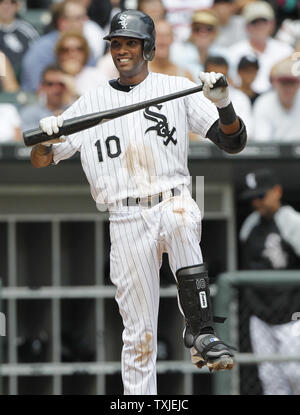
[270,57,300,82]
[239,168,279,201]
[238,55,259,71]
[242,1,275,24]
[191,10,220,27]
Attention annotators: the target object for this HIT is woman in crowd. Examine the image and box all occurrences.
[55,30,107,99]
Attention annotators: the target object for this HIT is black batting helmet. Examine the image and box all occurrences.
[103,10,156,61]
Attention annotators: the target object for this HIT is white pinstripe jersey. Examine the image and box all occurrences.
[53,72,219,207]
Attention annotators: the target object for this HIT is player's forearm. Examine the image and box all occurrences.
[217,101,240,135]
[219,117,240,135]
[30,144,53,168]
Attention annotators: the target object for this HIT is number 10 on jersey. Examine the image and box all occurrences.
[95,136,122,162]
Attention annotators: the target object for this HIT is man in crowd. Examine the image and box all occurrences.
[228,1,293,94]
[20,65,70,131]
[0,0,39,79]
[252,57,300,141]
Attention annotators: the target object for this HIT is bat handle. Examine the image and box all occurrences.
[212,75,228,89]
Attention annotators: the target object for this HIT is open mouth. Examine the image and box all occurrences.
[117,58,131,65]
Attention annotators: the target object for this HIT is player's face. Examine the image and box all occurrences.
[110,37,147,79]
[251,186,282,218]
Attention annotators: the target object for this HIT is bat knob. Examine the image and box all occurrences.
[213,75,228,89]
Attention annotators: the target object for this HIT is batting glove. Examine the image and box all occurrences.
[199,72,230,108]
[39,115,65,146]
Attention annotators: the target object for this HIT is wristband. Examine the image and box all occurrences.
[217,102,237,125]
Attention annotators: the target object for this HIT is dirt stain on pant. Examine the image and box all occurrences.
[135,332,153,366]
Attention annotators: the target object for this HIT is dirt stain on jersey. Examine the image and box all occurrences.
[124,142,157,195]
[135,331,153,366]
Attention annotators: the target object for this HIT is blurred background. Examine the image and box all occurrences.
[1,0,300,395]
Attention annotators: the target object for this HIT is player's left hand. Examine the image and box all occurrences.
[199,72,230,108]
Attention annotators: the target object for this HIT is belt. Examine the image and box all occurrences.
[122,187,181,208]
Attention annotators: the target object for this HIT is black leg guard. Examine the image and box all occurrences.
[176,263,215,343]
[176,263,235,371]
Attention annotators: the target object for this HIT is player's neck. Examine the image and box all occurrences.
[118,66,149,86]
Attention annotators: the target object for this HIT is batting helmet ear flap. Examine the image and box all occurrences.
[143,36,156,61]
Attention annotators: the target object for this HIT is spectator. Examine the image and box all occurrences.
[0,102,21,142]
[237,55,260,105]
[239,168,300,395]
[20,65,71,131]
[170,9,228,81]
[204,55,253,137]
[88,0,124,30]
[212,0,248,48]
[252,57,300,141]
[162,0,214,43]
[0,49,19,91]
[228,1,293,94]
[269,0,300,30]
[137,0,166,22]
[149,20,193,80]
[96,50,119,81]
[0,0,39,79]
[276,18,300,49]
[55,30,107,97]
[20,0,105,92]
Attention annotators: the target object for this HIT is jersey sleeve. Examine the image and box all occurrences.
[52,95,88,165]
[181,77,219,137]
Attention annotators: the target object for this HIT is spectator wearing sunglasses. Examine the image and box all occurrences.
[20,65,71,131]
[228,1,293,94]
[55,30,107,98]
[170,9,228,81]
[239,167,300,395]
[20,0,106,93]
[0,0,39,79]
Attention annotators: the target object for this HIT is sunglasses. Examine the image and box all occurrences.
[0,0,18,4]
[252,192,266,200]
[43,81,65,88]
[249,18,268,25]
[192,24,216,33]
[59,46,85,53]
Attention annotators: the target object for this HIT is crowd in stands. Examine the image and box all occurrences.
[0,0,300,143]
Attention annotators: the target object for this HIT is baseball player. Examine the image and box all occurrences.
[30,10,247,395]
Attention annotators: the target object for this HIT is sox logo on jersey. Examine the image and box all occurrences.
[144,105,177,146]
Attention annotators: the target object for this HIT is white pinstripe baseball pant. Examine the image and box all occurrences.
[109,185,203,395]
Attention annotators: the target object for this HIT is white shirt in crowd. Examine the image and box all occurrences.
[162,0,213,42]
[275,19,300,48]
[228,38,294,94]
[83,20,107,60]
[252,89,300,142]
[75,66,108,96]
[213,15,248,49]
[0,103,21,143]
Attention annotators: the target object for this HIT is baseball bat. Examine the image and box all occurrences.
[23,77,228,147]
